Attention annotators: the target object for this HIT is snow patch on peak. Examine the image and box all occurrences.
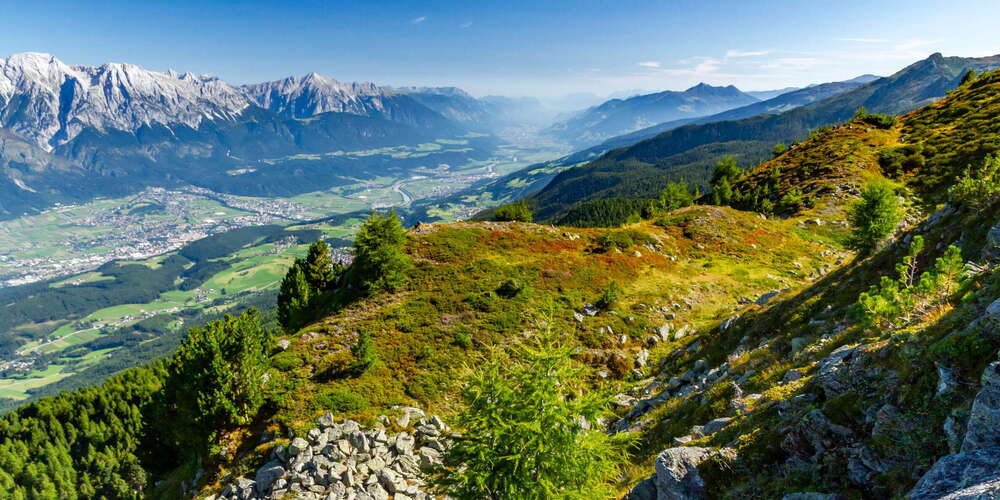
[241,73,389,119]
[0,52,248,149]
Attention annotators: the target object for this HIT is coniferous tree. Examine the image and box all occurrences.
[436,326,633,499]
[493,201,534,222]
[658,182,694,212]
[847,179,903,253]
[162,309,270,453]
[349,330,377,375]
[277,259,311,331]
[351,209,411,295]
[304,240,337,291]
[710,156,741,205]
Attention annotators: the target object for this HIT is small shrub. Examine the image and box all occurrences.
[596,281,621,311]
[654,213,696,228]
[271,351,304,372]
[453,330,473,349]
[349,330,377,375]
[854,106,897,129]
[847,179,903,253]
[316,388,369,413]
[776,189,808,213]
[657,182,695,213]
[948,154,1000,209]
[495,279,524,299]
[855,236,965,331]
[435,328,634,499]
[594,229,655,252]
[465,291,497,312]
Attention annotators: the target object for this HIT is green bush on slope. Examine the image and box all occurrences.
[435,326,633,499]
[847,179,903,253]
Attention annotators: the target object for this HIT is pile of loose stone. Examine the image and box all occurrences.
[216,407,449,500]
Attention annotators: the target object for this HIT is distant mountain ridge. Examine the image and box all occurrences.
[243,74,455,131]
[526,53,1000,222]
[0,52,501,219]
[544,83,760,148]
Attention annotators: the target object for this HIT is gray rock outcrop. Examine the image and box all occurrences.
[910,355,1000,499]
[909,448,1000,500]
[983,222,1000,264]
[626,447,716,500]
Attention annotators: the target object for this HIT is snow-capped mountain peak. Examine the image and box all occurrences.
[241,73,388,119]
[0,52,248,149]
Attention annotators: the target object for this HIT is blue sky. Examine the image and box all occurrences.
[2,0,999,98]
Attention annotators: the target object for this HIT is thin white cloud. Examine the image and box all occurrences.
[895,39,943,52]
[693,57,722,73]
[760,57,819,69]
[838,38,889,43]
[725,49,769,58]
[637,61,661,68]
[411,16,427,24]
[460,21,473,29]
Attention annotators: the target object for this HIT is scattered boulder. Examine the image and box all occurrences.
[784,369,804,383]
[936,363,961,397]
[636,349,651,368]
[287,437,309,456]
[985,298,1000,326]
[625,476,658,500]
[982,221,1000,263]
[790,337,809,355]
[756,290,780,306]
[814,345,862,398]
[702,417,732,436]
[781,409,853,463]
[657,323,672,341]
[652,447,715,500]
[673,324,691,341]
[962,360,1000,453]
[908,448,1000,500]
[719,315,739,330]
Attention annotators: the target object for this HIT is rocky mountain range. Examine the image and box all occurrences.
[525,53,1000,222]
[0,52,504,219]
[544,83,761,148]
[0,52,248,149]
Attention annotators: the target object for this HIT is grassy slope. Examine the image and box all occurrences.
[200,202,850,495]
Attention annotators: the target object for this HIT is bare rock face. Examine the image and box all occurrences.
[962,361,1000,453]
[242,73,385,119]
[908,448,1000,500]
[0,52,248,149]
[909,356,1000,499]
